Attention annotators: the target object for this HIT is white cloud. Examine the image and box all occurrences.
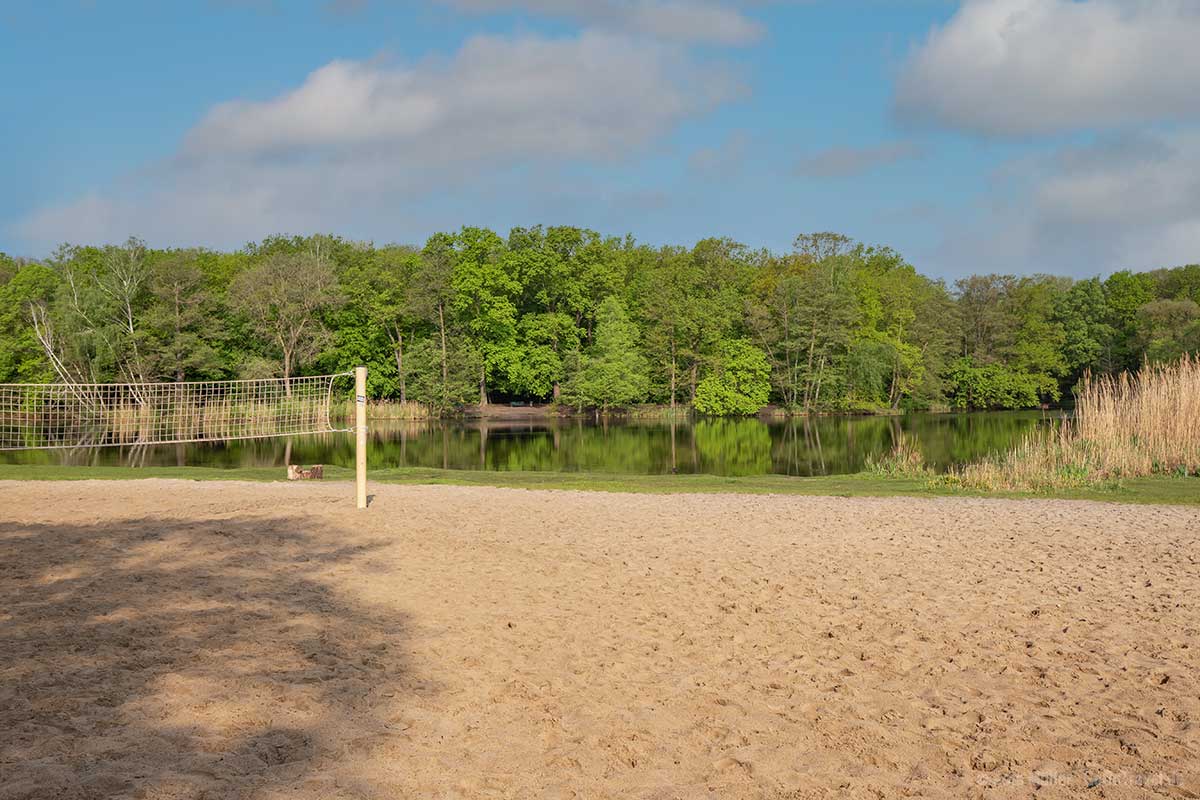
[793,140,922,178]
[1029,133,1200,267]
[933,132,1200,276]
[14,31,741,250]
[184,33,736,162]
[896,0,1200,136]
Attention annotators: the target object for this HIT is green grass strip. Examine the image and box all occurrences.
[0,464,1196,506]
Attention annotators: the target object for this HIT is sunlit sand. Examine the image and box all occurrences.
[2,480,1197,798]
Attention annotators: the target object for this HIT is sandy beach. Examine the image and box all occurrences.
[1,480,1197,799]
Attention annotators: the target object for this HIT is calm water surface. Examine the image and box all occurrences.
[1,412,1062,477]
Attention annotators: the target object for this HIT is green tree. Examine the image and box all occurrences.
[793,254,859,411]
[636,239,749,408]
[30,240,152,384]
[450,227,520,406]
[401,335,481,408]
[945,358,1044,410]
[848,246,954,409]
[951,274,1068,406]
[0,262,59,383]
[339,245,422,402]
[1055,277,1114,382]
[565,296,648,410]
[228,252,343,388]
[503,226,597,400]
[0,252,16,285]
[509,311,580,400]
[955,274,1017,363]
[638,247,695,408]
[140,251,223,381]
[1103,270,1155,370]
[410,233,461,410]
[694,339,771,415]
[1004,276,1068,402]
[1135,299,1200,363]
[746,254,808,408]
[1148,264,1200,304]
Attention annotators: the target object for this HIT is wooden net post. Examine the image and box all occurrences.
[355,366,368,509]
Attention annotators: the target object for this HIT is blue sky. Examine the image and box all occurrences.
[3,0,1199,278]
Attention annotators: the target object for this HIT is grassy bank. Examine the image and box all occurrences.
[0,463,1195,506]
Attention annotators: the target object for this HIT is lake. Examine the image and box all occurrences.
[0,411,1061,477]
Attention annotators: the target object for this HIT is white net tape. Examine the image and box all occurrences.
[0,374,352,450]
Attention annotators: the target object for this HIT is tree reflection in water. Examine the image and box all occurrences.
[1,411,1063,477]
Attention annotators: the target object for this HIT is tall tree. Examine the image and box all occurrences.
[1135,299,1200,363]
[1103,270,1156,371]
[793,254,859,411]
[31,240,151,385]
[694,339,771,416]
[1055,277,1114,382]
[411,234,459,409]
[0,253,17,285]
[0,262,58,383]
[140,251,223,381]
[504,226,589,400]
[450,227,520,406]
[566,296,649,411]
[341,245,422,402]
[228,252,342,390]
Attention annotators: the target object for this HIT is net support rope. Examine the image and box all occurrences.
[0,373,353,450]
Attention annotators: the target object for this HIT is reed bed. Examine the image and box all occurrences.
[331,399,435,422]
[952,355,1200,492]
[864,432,933,478]
[94,398,336,445]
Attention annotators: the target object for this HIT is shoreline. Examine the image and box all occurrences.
[359,402,1067,422]
[0,464,1196,506]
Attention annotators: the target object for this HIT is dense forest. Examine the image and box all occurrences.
[1,229,1198,415]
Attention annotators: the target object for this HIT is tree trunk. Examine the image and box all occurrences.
[689,361,698,405]
[282,348,293,397]
[813,354,827,409]
[553,382,561,402]
[889,359,902,410]
[479,362,488,407]
[437,303,449,408]
[803,329,817,411]
[394,327,407,406]
[669,345,677,413]
[174,288,185,382]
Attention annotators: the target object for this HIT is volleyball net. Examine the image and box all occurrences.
[0,373,353,451]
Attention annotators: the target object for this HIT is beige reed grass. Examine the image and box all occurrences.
[864,432,933,478]
[954,355,1200,491]
[332,399,434,422]
[1074,355,1200,477]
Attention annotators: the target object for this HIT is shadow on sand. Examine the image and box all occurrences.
[0,513,424,799]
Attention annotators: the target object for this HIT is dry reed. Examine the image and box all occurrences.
[952,355,1200,491]
[864,432,932,478]
[331,399,434,422]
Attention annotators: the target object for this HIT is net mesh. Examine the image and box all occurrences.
[0,374,352,450]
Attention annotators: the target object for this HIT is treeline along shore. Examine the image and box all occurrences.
[2,229,1198,417]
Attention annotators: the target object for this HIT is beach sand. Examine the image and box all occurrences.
[1,480,1197,799]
